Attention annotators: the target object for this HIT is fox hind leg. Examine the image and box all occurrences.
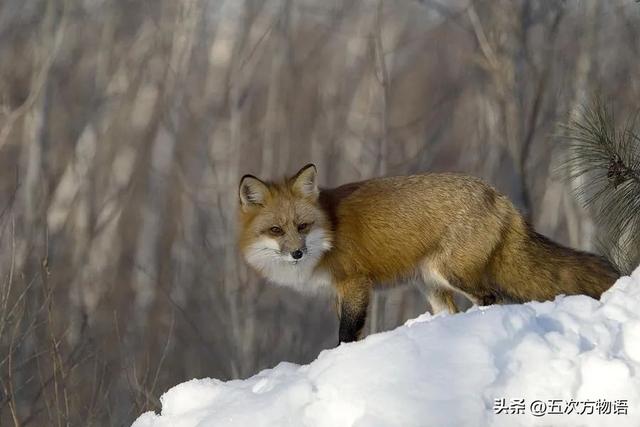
[427,287,459,314]
[419,263,463,314]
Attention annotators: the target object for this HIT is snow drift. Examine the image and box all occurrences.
[133,267,640,427]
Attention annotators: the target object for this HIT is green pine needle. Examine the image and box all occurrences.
[560,99,640,274]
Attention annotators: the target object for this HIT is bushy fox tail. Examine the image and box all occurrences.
[489,218,620,303]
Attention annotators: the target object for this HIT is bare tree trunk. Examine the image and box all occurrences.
[132,0,200,332]
[565,0,598,250]
[539,0,598,250]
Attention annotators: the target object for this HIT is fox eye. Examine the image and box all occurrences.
[297,223,309,232]
[269,226,283,235]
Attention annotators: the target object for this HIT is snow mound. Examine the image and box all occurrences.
[133,267,640,427]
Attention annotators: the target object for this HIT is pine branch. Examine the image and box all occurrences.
[561,99,640,273]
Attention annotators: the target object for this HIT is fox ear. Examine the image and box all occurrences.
[291,163,318,198]
[239,175,269,210]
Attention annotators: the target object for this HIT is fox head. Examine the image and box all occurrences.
[238,164,333,290]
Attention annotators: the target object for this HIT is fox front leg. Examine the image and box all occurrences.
[336,279,370,344]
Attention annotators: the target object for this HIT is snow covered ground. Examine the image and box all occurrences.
[133,266,640,427]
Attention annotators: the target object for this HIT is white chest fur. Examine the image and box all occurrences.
[243,232,334,294]
[265,263,333,294]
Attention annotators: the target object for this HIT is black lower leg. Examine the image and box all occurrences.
[338,305,367,344]
[336,280,370,345]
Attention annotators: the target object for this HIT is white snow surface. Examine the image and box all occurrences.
[134,267,640,427]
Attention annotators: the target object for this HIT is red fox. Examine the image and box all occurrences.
[238,164,620,343]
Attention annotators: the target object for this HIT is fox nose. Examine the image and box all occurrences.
[291,250,304,260]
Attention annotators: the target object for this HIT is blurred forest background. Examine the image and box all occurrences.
[0,0,639,425]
